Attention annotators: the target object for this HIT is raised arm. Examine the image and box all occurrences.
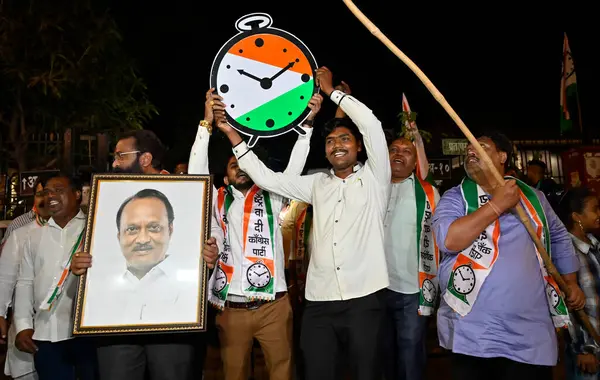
[215,118,315,204]
[283,94,322,175]
[411,130,430,181]
[189,89,223,176]
[316,67,390,185]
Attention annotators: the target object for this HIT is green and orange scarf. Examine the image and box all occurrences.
[444,177,570,328]
[208,185,276,309]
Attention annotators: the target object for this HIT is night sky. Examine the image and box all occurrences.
[105,1,598,173]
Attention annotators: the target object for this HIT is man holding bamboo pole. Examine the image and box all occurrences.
[432,131,585,379]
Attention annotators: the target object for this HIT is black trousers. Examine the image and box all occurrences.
[300,291,384,380]
[95,333,205,380]
[452,353,553,380]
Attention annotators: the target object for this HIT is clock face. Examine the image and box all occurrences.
[546,284,560,308]
[210,17,318,146]
[213,267,227,293]
[452,265,476,295]
[422,279,436,303]
[246,262,272,289]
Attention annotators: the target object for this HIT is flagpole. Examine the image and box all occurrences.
[576,88,583,135]
[342,0,600,345]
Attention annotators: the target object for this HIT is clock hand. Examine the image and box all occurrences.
[458,270,466,281]
[238,69,262,82]
[269,61,296,81]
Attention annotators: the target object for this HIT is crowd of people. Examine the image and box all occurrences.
[0,66,599,380]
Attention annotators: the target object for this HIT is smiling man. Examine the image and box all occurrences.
[116,189,174,280]
[382,136,439,380]
[433,130,585,379]
[82,188,199,327]
[217,66,391,380]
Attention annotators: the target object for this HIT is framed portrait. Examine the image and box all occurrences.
[72,173,213,335]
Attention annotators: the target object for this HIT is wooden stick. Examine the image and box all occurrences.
[341,0,600,344]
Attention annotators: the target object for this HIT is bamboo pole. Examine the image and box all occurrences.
[341,0,600,344]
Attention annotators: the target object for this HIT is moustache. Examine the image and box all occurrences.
[133,244,154,252]
[331,149,348,156]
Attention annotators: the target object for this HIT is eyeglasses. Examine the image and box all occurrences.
[113,151,141,161]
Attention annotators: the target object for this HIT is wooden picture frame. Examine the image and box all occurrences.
[72,173,212,335]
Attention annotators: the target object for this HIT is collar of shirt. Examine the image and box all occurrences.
[329,163,363,178]
[229,185,249,200]
[392,172,414,186]
[47,210,86,230]
[122,254,175,284]
[570,233,600,255]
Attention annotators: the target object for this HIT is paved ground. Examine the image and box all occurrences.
[0,320,567,380]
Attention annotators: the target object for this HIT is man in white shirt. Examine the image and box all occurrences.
[0,178,50,380]
[82,188,199,326]
[71,130,221,380]
[215,66,391,380]
[382,136,440,380]
[14,173,98,380]
[188,87,320,380]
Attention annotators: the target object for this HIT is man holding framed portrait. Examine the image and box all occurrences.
[70,130,221,380]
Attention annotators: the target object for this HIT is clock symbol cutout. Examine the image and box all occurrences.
[246,262,272,289]
[210,12,318,147]
[452,265,476,295]
[546,284,560,308]
[422,279,436,303]
[213,267,228,293]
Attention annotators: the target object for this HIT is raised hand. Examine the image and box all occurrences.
[334,81,351,95]
[204,88,226,125]
[316,67,334,96]
[306,94,323,123]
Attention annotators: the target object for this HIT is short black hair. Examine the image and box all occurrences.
[476,129,513,170]
[322,117,362,143]
[118,130,166,170]
[116,188,175,231]
[46,172,83,193]
[558,187,594,230]
[527,159,547,172]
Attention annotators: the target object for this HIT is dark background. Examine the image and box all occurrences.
[103,1,598,173]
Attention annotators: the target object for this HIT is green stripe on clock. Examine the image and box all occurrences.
[235,80,314,132]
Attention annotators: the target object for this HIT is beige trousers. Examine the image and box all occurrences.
[216,294,293,380]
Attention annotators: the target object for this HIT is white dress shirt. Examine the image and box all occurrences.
[384,174,440,294]
[188,123,313,298]
[0,221,42,318]
[82,255,199,326]
[0,220,41,378]
[14,211,86,342]
[235,90,391,301]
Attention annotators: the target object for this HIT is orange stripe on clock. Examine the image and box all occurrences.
[228,33,313,76]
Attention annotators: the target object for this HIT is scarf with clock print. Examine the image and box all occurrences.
[208,185,276,309]
[414,176,439,316]
[444,176,570,329]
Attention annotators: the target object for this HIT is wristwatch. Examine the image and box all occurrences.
[303,119,314,127]
[199,119,212,135]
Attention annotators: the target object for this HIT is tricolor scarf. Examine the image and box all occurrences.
[39,227,85,311]
[208,185,276,309]
[444,177,570,328]
[294,204,312,261]
[415,177,439,316]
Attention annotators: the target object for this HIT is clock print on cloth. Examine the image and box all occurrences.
[210,13,318,147]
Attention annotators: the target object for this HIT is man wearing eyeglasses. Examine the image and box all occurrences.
[71,129,220,380]
[112,130,170,175]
